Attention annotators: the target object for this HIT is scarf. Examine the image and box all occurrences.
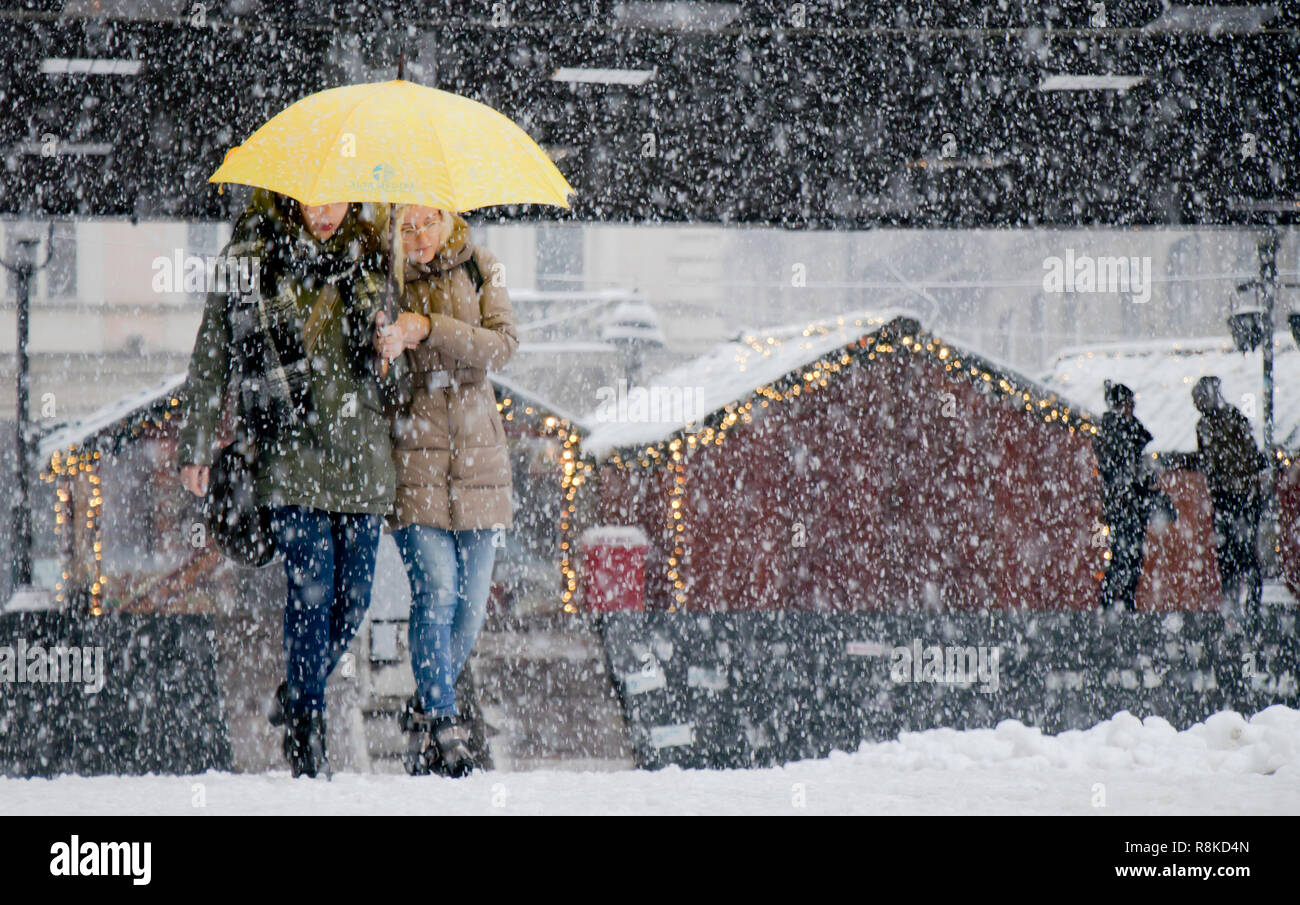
[225,191,385,445]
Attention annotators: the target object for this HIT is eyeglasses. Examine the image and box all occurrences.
[400,217,444,238]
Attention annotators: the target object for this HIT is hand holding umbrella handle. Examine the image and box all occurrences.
[381,203,404,378]
[374,310,393,377]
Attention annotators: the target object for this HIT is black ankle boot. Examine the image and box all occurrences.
[399,695,441,776]
[284,710,329,779]
[268,681,290,727]
[431,715,478,779]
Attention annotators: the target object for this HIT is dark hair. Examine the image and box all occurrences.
[1104,380,1134,408]
[1192,375,1221,410]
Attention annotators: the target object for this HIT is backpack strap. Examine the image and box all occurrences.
[463,250,485,294]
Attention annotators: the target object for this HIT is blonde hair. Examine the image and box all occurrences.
[386,205,456,292]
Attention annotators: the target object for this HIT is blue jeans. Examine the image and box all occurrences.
[393,525,497,718]
[270,506,383,717]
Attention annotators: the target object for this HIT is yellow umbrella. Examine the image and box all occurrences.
[210,78,572,372]
[209,79,572,211]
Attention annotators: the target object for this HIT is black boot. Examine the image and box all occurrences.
[431,715,478,778]
[268,681,290,727]
[398,695,441,777]
[284,710,330,779]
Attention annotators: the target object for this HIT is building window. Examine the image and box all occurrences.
[3,227,36,300]
[535,225,584,291]
[45,221,76,299]
[1166,236,1195,336]
[187,221,218,256]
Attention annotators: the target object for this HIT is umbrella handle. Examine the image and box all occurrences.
[379,201,402,379]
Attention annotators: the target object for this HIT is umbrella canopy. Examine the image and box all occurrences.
[209,79,572,211]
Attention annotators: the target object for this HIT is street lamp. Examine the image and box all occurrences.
[1227,306,1266,353]
[1225,229,1296,583]
[1,223,53,609]
[1227,230,1280,451]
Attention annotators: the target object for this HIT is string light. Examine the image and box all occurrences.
[666,461,688,610]
[604,317,1098,473]
[38,394,187,615]
[498,391,584,615]
[41,442,105,613]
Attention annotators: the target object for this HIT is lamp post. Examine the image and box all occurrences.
[1259,229,1276,454]
[1,225,53,605]
[10,239,37,589]
[1227,228,1294,581]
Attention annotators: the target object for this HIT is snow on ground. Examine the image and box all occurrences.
[4,707,1298,816]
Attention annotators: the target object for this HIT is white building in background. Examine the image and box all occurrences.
[1,215,1295,424]
[1044,336,1300,453]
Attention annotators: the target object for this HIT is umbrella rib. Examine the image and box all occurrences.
[420,89,457,211]
[303,86,378,206]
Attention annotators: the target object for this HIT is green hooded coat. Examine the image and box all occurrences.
[176,190,397,516]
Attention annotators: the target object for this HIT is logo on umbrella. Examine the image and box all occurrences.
[345,161,416,195]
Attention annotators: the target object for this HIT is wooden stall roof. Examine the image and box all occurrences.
[584,311,1101,466]
[37,374,188,463]
[35,371,582,465]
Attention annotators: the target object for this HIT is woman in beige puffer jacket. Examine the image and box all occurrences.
[373,205,518,776]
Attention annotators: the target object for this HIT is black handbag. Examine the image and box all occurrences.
[204,434,276,568]
[206,288,277,570]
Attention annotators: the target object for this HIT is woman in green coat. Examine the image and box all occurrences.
[177,189,396,778]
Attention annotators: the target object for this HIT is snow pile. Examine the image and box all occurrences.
[2,707,1296,815]
[851,706,1300,777]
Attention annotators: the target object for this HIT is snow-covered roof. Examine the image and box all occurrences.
[1043,337,1300,453]
[491,372,590,430]
[36,370,583,463]
[583,309,993,459]
[37,373,188,461]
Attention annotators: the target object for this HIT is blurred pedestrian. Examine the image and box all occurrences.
[1093,381,1157,611]
[1192,375,1267,612]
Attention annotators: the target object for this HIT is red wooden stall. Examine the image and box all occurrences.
[593,316,1230,612]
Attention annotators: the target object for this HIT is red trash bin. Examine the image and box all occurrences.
[580,525,649,613]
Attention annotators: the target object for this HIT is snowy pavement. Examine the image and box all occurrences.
[3,707,1297,816]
